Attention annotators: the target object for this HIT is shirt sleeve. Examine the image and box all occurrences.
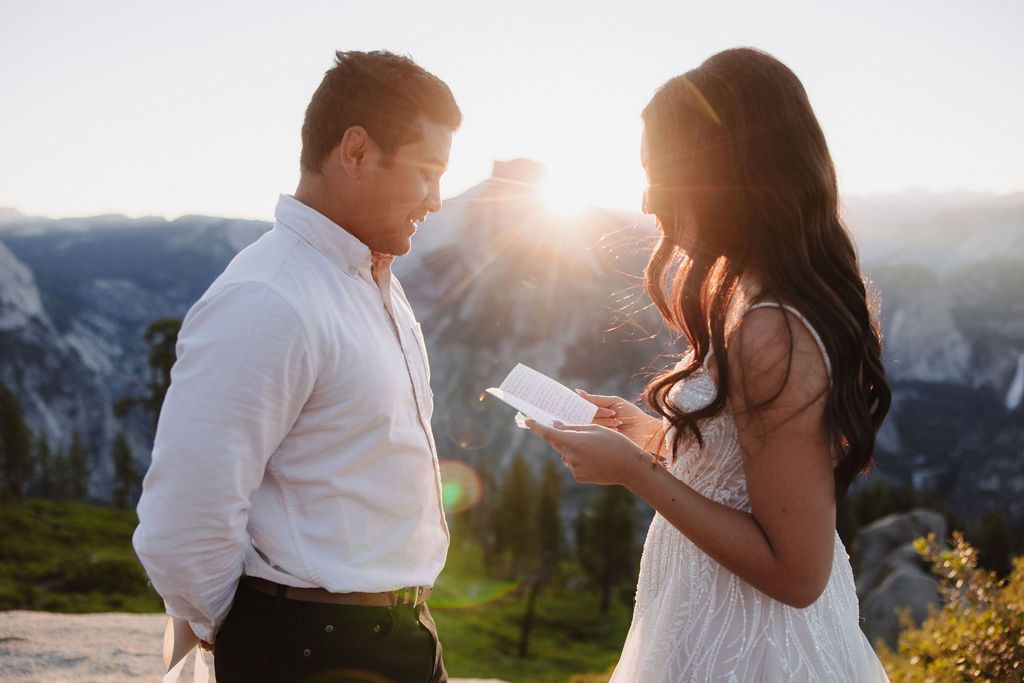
[132,281,316,642]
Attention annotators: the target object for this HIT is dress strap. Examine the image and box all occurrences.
[745,302,832,377]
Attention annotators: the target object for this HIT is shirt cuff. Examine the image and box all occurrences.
[189,620,216,645]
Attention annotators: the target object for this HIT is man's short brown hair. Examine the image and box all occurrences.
[300,50,462,173]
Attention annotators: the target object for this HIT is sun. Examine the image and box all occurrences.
[539,167,595,217]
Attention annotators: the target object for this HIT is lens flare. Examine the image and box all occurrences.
[438,460,483,514]
[445,415,488,450]
[429,574,526,609]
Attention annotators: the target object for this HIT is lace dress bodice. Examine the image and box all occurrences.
[609,303,888,682]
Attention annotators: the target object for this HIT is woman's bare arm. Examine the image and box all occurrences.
[528,307,836,607]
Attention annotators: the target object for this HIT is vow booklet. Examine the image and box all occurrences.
[486,363,598,429]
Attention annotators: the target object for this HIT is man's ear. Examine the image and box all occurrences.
[338,126,371,179]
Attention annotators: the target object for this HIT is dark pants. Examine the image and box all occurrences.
[214,579,447,683]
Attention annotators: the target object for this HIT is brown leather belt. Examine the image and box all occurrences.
[244,575,432,607]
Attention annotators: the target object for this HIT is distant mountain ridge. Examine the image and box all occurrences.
[0,207,27,222]
[1,178,1022,522]
[0,216,270,489]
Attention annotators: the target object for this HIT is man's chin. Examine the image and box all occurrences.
[367,228,414,257]
[382,239,413,257]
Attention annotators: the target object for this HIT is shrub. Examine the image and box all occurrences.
[55,552,150,594]
[879,532,1024,681]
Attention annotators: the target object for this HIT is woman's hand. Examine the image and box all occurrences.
[577,390,664,452]
[525,419,647,486]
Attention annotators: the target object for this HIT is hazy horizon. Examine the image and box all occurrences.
[2,1,1022,220]
[0,180,1019,223]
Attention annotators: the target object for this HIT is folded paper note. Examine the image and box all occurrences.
[162,616,209,683]
[486,363,598,428]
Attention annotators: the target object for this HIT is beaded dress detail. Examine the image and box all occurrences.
[610,302,888,682]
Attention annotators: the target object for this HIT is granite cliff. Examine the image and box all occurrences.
[1,170,1022,525]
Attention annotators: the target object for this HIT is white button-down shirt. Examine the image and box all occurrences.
[133,195,449,642]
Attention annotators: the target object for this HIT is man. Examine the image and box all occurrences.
[133,50,460,682]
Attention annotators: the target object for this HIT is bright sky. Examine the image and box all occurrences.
[1,0,1022,220]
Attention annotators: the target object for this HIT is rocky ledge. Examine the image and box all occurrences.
[0,610,507,682]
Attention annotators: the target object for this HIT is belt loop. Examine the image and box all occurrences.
[400,586,423,607]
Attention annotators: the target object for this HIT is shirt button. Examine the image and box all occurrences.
[303,649,312,658]
[324,624,334,633]
[372,624,381,633]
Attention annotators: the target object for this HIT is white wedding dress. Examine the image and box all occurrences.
[610,302,889,682]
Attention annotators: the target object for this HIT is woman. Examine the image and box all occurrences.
[527,48,891,681]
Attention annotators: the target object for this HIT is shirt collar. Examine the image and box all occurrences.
[274,194,372,276]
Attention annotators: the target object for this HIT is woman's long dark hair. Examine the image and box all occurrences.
[641,48,890,500]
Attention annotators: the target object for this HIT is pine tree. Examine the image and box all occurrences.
[111,431,139,509]
[0,383,33,498]
[536,459,563,566]
[33,431,53,499]
[52,446,70,501]
[467,456,498,565]
[971,511,1013,577]
[116,318,181,433]
[492,454,536,576]
[517,459,564,657]
[143,318,181,428]
[68,431,90,501]
[575,485,638,613]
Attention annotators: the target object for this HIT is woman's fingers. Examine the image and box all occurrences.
[525,419,573,444]
[526,420,589,457]
[524,418,554,438]
[556,423,599,433]
[577,389,621,421]
[577,389,618,408]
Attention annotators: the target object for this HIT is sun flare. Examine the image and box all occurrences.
[540,168,594,217]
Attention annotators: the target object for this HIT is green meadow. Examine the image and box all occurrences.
[0,499,629,682]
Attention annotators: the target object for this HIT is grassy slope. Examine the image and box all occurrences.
[0,500,629,682]
[0,499,162,612]
[431,538,629,682]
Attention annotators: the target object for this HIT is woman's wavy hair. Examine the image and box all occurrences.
[641,48,890,500]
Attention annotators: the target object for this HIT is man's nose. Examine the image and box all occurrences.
[425,181,442,213]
